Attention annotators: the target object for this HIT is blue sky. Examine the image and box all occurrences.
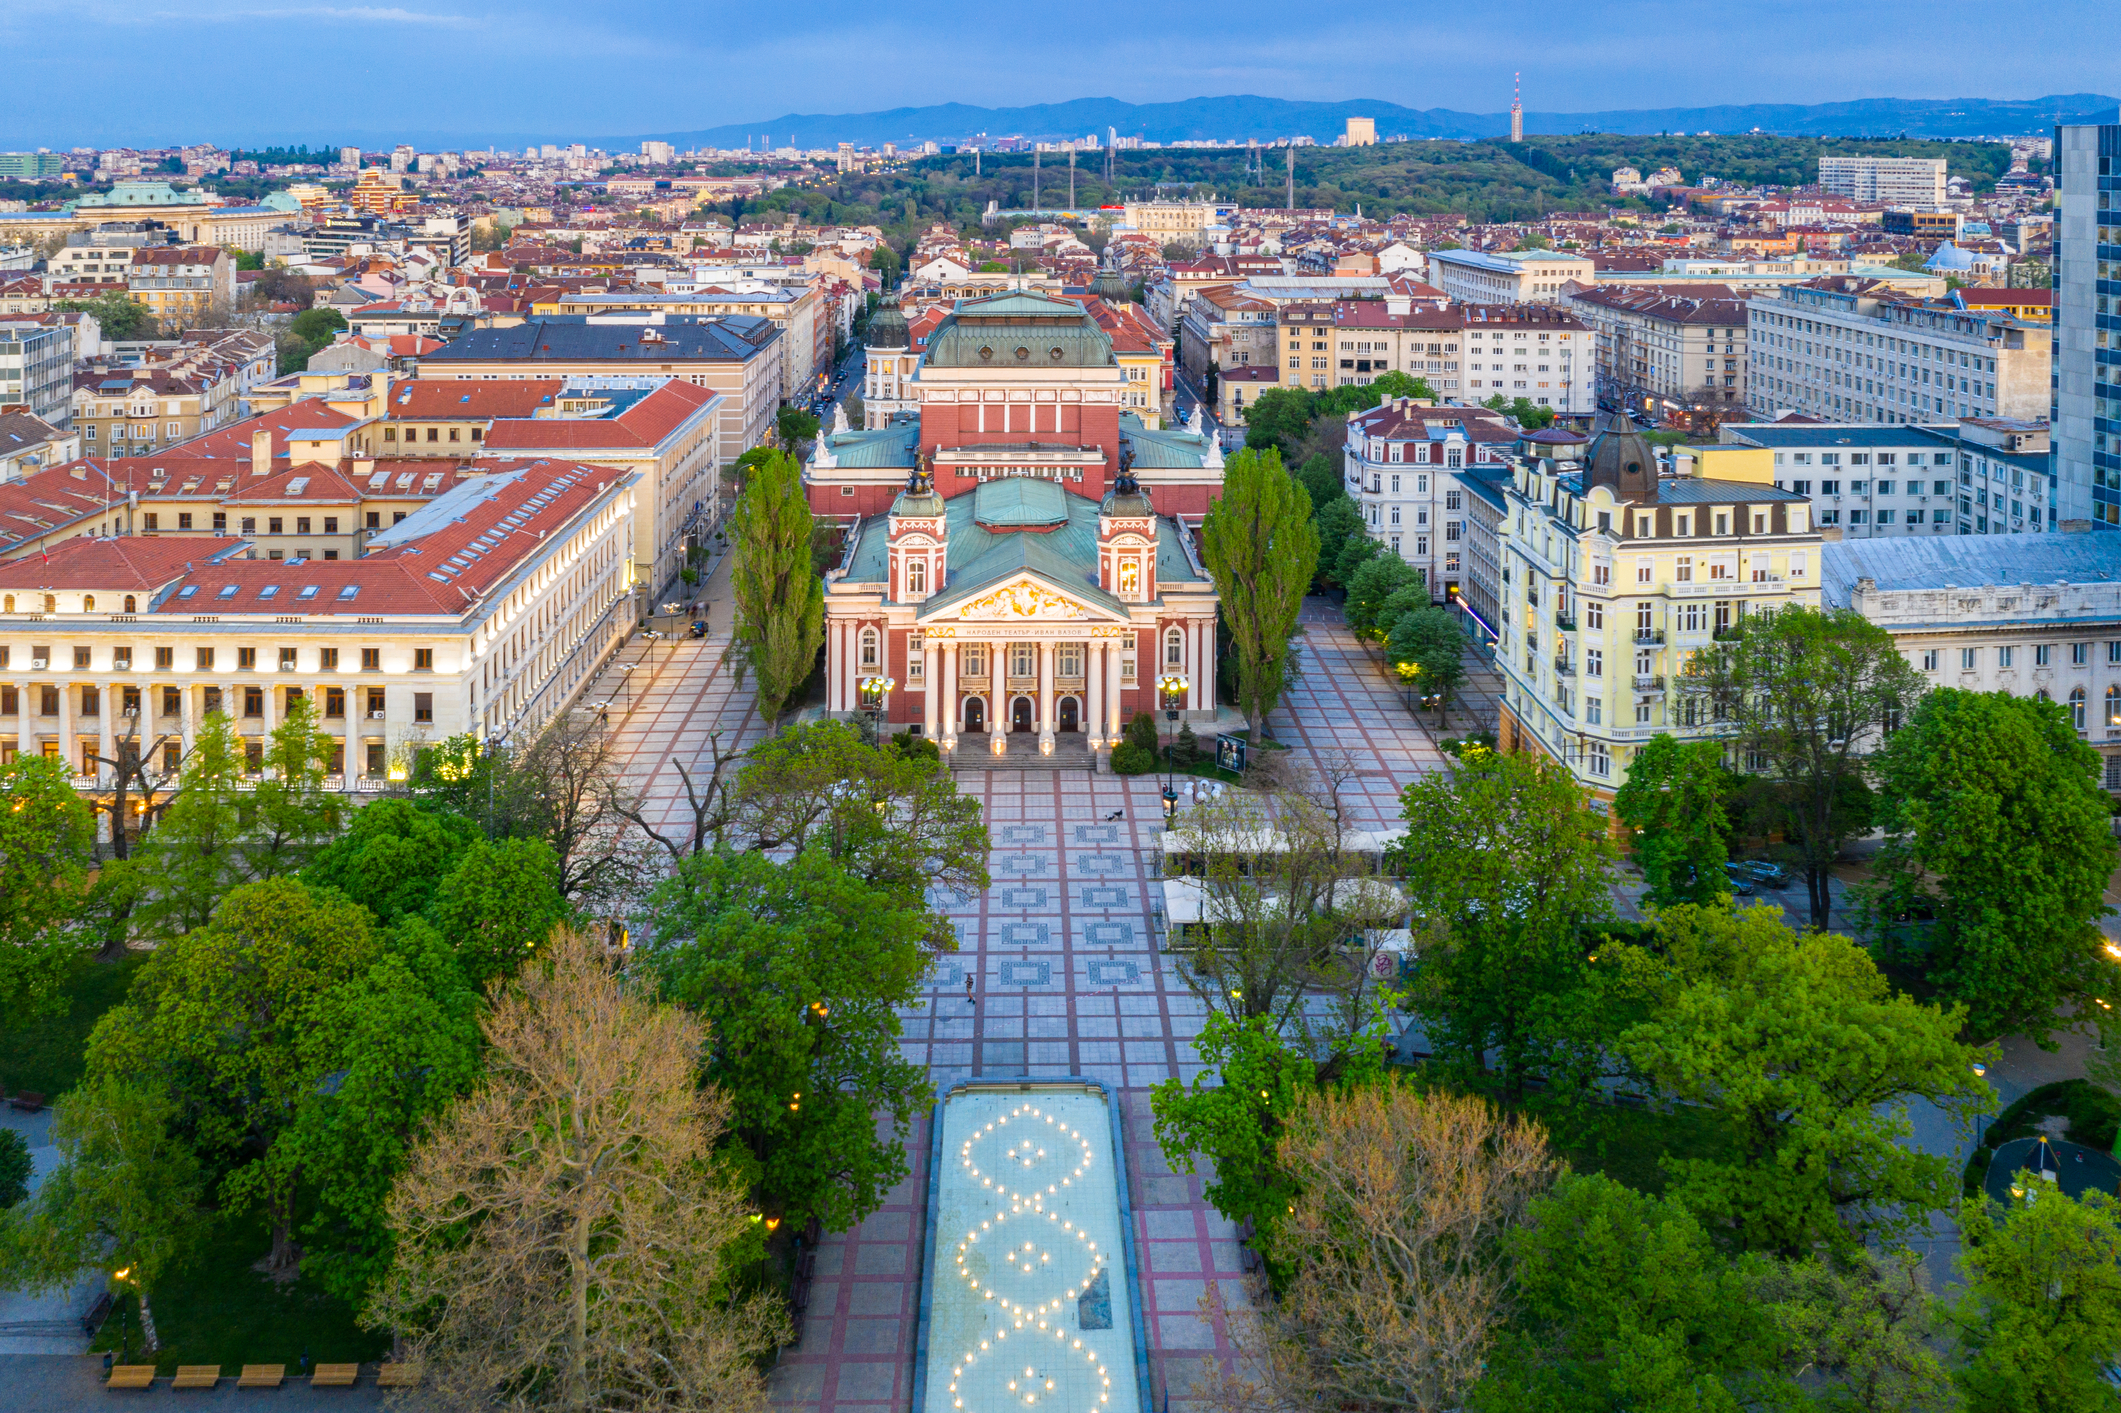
[2,0,2115,149]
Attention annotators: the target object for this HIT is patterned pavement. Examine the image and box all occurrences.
[593,598,1473,1413]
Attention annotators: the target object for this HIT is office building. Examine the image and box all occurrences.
[1565,286,1750,421]
[1818,155,1948,205]
[1428,249,1596,305]
[1718,417,2054,536]
[2053,122,2119,529]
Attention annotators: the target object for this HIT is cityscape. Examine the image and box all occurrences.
[0,50,2119,1413]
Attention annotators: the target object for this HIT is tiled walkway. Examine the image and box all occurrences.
[596,600,1456,1413]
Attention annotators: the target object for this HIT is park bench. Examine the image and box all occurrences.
[104,1366,155,1390]
[171,1365,221,1389]
[80,1292,113,1336]
[237,1365,284,1389]
[8,1090,46,1112]
[376,1364,421,1389]
[311,1364,359,1387]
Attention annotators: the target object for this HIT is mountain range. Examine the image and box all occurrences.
[608,93,2119,151]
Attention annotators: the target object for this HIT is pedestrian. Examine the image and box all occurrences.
[965,972,975,1006]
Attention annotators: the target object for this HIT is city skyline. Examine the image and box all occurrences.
[1,0,2117,148]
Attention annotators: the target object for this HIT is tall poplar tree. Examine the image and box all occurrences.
[1202,447,1318,742]
[727,449,824,723]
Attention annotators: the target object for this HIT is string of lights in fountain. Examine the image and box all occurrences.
[945,1104,1115,1413]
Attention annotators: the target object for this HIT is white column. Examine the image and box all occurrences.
[13,678,27,762]
[1203,618,1217,716]
[1186,620,1203,712]
[340,688,354,786]
[1106,635,1125,741]
[179,681,195,762]
[1086,639,1104,750]
[1037,640,1055,752]
[941,643,958,752]
[923,640,941,740]
[96,681,114,784]
[56,676,72,776]
[989,639,1006,753]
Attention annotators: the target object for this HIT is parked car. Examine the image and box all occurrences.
[1740,860,1791,887]
[1721,863,1757,896]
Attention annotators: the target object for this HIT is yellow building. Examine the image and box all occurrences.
[126,245,236,324]
[1344,117,1377,147]
[1494,421,1823,802]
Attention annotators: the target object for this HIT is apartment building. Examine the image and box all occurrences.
[534,283,827,402]
[1719,417,2054,537]
[126,246,236,325]
[0,321,73,427]
[1494,418,1822,802]
[1278,299,1467,395]
[1744,276,2046,425]
[1085,298,1172,426]
[1341,398,1517,596]
[1566,286,1750,420]
[0,413,79,483]
[1459,304,1596,414]
[0,457,638,781]
[1823,533,2121,785]
[1426,249,1596,306]
[418,314,779,465]
[376,379,568,456]
[2051,122,2117,530]
[1116,200,1236,244]
[1818,155,1947,205]
[481,378,723,597]
[1177,284,1278,377]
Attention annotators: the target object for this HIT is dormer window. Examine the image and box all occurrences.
[1118,559,1140,597]
[905,557,927,597]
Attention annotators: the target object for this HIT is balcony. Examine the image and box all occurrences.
[1554,614,1577,632]
[1554,658,1576,677]
[1633,674,1665,691]
[1633,630,1665,645]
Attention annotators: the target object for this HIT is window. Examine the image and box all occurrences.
[1165,628,1185,666]
[242,686,263,718]
[859,629,880,671]
[2073,642,2090,666]
[1921,650,1939,671]
[1057,643,1081,678]
[1588,741,1610,777]
[2036,644,2052,666]
[324,687,345,718]
[1961,648,1978,671]
[1636,558,1652,584]
[413,692,433,723]
[1675,555,1692,582]
[1636,601,1654,633]
[905,557,927,596]
[280,647,298,672]
[155,646,173,670]
[361,648,381,671]
[1118,559,1140,597]
[1585,648,1603,677]
[196,647,215,671]
[238,647,257,671]
[323,517,338,534]
[320,648,338,670]
[962,644,987,678]
[1586,602,1603,629]
[2070,686,2087,732]
[1998,646,2013,669]
[2108,684,2121,728]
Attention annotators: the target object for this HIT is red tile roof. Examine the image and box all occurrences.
[0,534,241,591]
[387,379,567,418]
[479,378,718,452]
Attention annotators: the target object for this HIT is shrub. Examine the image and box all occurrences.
[0,1129,30,1207]
[1173,723,1203,766]
[1126,711,1160,755]
[1109,742,1156,776]
[890,731,940,762]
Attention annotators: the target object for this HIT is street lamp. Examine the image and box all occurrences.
[858,675,895,742]
[1157,673,1188,820]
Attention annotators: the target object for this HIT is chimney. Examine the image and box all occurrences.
[251,428,272,478]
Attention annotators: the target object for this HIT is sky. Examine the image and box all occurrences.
[3,0,2117,149]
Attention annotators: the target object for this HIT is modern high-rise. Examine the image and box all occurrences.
[2053,122,2118,529]
[1817,155,1947,205]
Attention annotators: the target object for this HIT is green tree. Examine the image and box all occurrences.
[1311,497,1368,589]
[1385,605,1469,730]
[1241,386,1317,457]
[1613,734,1734,909]
[1867,690,2119,1045]
[776,405,820,449]
[724,720,990,905]
[1295,452,1344,511]
[1344,554,1421,640]
[302,798,480,926]
[1950,1183,2121,1413]
[1202,447,1319,742]
[1390,747,1617,1101]
[0,1077,209,1350]
[283,920,483,1303]
[0,1130,27,1207]
[0,754,97,1021]
[1687,605,1925,929]
[1764,1249,1956,1413]
[1366,370,1439,401]
[641,848,938,1232]
[241,690,343,879]
[53,291,157,340]
[1616,903,1988,1260]
[1480,394,1557,430]
[1474,1173,1791,1413]
[119,711,249,939]
[726,449,825,722]
[1150,1011,1385,1272]
[430,836,567,984]
[1333,520,1385,586]
[87,878,381,1274]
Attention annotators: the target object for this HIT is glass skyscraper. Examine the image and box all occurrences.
[2054,122,2120,528]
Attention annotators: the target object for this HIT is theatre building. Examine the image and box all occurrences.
[806,291,1226,763]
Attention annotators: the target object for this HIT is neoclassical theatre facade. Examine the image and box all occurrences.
[806,291,1225,759]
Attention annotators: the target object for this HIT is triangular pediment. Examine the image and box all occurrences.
[918,570,1127,624]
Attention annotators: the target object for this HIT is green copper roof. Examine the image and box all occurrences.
[1119,413,1219,470]
[819,421,919,469]
[925,292,1117,370]
[972,477,1069,527]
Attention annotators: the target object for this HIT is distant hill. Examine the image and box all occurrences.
[617,93,2119,150]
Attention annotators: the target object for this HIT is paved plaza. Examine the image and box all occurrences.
[594,598,1456,1413]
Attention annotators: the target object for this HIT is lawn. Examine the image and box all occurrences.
[91,1211,389,1375]
[0,953,145,1099]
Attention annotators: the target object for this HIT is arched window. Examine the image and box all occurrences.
[122,595,136,614]
[905,557,926,597]
[859,627,879,670]
[1165,627,1185,666]
[1,595,11,613]
[2106,684,2120,727]
[2069,686,2086,731]
[2035,688,2051,702]
[1117,558,1140,597]
[43,594,55,613]
[82,594,95,612]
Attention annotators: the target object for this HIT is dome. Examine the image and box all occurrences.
[866,300,910,349]
[1089,270,1132,302]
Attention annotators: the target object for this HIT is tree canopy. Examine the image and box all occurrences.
[1201,447,1318,742]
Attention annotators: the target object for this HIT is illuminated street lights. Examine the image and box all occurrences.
[859,675,895,743]
[1157,673,1188,823]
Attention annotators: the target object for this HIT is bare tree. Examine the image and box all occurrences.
[80,707,179,862]
[504,710,655,903]
[1165,753,1402,1058]
[1196,1086,1552,1413]
[364,927,791,1411]
[608,731,744,866]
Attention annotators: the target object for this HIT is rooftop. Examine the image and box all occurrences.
[1821,534,2121,608]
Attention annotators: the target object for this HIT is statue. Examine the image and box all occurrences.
[907,448,935,496]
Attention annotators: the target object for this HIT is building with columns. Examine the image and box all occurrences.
[0,457,637,785]
[807,290,1225,763]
